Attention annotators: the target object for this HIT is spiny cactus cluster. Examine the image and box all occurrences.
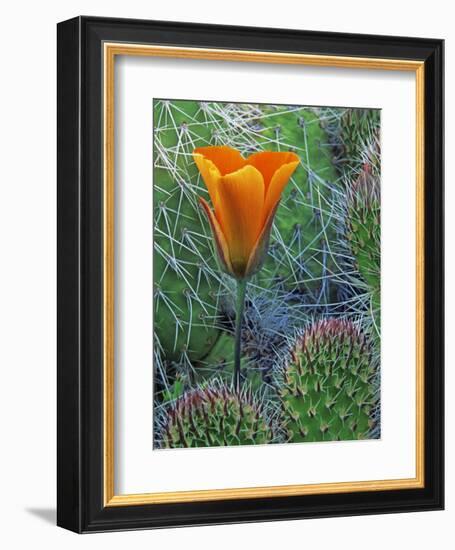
[345,167,381,328]
[255,107,339,303]
[159,381,275,448]
[153,101,228,367]
[153,99,381,449]
[280,319,378,442]
[335,131,381,342]
[322,108,381,182]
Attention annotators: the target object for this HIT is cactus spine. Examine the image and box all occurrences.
[255,106,339,302]
[159,382,274,448]
[280,319,378,442]
[345,166,381,332]
[153,100,227,364]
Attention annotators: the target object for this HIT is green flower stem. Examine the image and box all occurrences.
[234,278,248,392]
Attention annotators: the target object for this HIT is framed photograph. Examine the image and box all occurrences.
[57,16,444,533]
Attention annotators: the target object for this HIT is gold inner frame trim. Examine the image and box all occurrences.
[103,43,425,507]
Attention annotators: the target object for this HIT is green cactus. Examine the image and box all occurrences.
[322,108,381,182]
[323,107,381,337]
[279,319,378,442]
[193,331,235,383]
[345,166,381,334]
[340,109,380,166]
[159,382,274,448]
[254,106,340,301]
[153,100,227,363]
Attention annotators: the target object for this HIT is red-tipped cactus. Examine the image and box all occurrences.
[159,381,275,448]
[345,160,381,338]
[280,319,379,443]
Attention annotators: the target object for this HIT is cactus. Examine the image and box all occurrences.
[153,99,382,446]
[157,381,275,448]
[336,131,381,340]
[339,109,380,173]
[279,319,379,442]
[322,107,381,183]
[321,108,381,335]
[253,106,340,304]
[345,167,381,331]
[153,100,228,364]
[195,331,235,381]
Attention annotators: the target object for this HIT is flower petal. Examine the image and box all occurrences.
[246,151,300,192]
[199,197,234,276]
[263,159,300,219]
[245,201,280,278]
[193,146,246,176]
[216,165,265,278]
[192,153,221,208]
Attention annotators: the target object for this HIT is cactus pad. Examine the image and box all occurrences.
[280,319,379,442]
[159,382,275,448]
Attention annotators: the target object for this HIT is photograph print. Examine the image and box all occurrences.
[152,99,381,449]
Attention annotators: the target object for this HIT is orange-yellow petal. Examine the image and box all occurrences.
[199,197,234,276]
[193,146,246,176]
[216,165,265,278]
[192,153,221,208]
[245,201,280,278]
[263,159,299,219]
[246,151,300,192]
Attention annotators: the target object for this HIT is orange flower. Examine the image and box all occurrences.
[193,145,299,279]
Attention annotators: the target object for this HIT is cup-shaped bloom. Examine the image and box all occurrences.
[193,145,299,279]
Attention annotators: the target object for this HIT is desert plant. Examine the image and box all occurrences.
[153,101,229,366]
[255,106,340,304]
[344,165,381,336]
[322,107,381,183]
[153,100,382,448]
[279,318,379,442]
[158,381,275,448]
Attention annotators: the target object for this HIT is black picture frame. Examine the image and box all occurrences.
[57,16,444,533]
